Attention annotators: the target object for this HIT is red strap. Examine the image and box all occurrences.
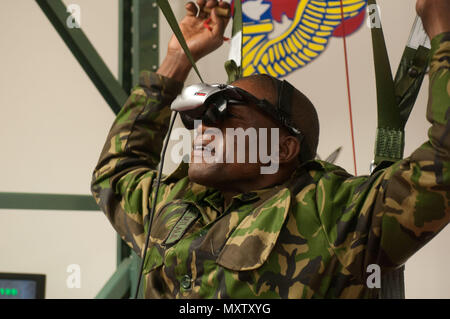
[339,0,358,176]
[203,17,230,41]
[203,17,213,31]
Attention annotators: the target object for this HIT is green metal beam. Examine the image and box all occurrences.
[117,0,134,269]
[117,235,131,267]
[95,257,132,299]
[119,0,133,94]
[95,252,144,299]
[0,192,99,211]
[127,0,159,297]
[35,0,128,114]
[115,0,159,282]
[132,0,159,86]
[129,251,144,298]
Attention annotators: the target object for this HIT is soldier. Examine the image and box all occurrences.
[91,0,450,298]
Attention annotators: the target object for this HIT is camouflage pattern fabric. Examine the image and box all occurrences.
[91,33,450,298]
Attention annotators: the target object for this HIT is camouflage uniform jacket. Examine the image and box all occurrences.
[91,33,450,298]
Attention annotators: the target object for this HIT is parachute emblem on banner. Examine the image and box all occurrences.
[238,0,368,78]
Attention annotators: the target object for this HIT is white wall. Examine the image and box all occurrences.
[0,0,448,298]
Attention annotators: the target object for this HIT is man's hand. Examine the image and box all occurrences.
[158,0,231,82]
[416,0,450,40]
[168,0,230,62]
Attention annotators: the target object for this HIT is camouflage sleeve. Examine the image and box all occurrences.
[90,71,183,254]
[374,33,450,269]
[322,33,450,278]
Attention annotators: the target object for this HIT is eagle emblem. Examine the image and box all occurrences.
[239,0,368,78]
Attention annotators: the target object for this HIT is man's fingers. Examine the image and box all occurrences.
[218,0,230,9]
[203,1,231,18]
[210,7,226,37]
[205,0,218,9]
[202,7,230,17]
[218,1,231,21]
[186,0,230,38]
[196,0,208,18]
[196,0,206,8]
[209,1,231,37]
[185,0,231,19]
[185,2,198,17]
[200,0,231,19]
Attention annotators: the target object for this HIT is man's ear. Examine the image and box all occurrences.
[279,135,301,164]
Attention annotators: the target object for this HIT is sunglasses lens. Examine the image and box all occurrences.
[180,96,228,129]
[180,112,195,130]
[207,96,227,121]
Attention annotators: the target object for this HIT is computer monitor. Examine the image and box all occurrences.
[0,273,46,299]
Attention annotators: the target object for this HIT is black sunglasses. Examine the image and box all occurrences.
[179,84,304,142]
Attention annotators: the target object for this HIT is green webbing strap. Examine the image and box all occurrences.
[394,45,430,124]
[380,265,406,299]
[369,0,404,300]
[231,0,243,38]
[370,1,430,166]
[156,0,203,82]
[374,127,404,161]
[225,0,243,83]
[369,1,430,300]
[368,0,404,165]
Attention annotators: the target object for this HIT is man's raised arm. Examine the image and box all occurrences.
[372,0,450,268]
[320,0,450,278]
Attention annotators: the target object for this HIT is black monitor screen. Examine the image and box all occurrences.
[0,273,45,299]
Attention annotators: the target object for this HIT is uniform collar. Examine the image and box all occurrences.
[188,183,287,222]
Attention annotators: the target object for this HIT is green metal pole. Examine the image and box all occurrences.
[127,0,159,297]
[95,257,132,299]
[119,0,133,94]
[129,251,145,298]
[0,192,99,211]
[117,0,134,269]
[132,0,160,86]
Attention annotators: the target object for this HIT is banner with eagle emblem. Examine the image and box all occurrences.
[235,0,368,78]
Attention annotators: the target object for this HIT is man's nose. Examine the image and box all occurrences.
[194,120,222,143]
[196,121,212,135]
